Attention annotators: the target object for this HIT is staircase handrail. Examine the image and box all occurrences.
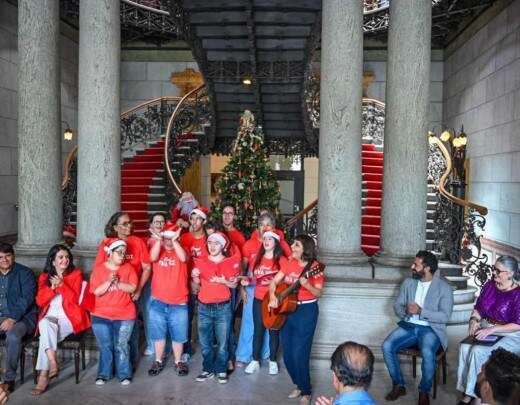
[285,199,318,229]
[429,136,487,215]
[164,84,207,195]
[120,96,182,118]
[121,0,170,15]
[61,146,78,191]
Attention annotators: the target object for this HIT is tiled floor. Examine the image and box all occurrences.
[7,349,462,405]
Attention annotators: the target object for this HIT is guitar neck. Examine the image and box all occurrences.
[278,281,301,301]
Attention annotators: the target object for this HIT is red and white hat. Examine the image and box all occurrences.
[190,206,209,220]
[207,231,230,250]
[103,238,127,253]
[63,225,76,239]
[262,230,280,241]
[161,223,180,239]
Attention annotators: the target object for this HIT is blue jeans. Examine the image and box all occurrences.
[280,302,318,396]
[198,301,232,374]
[148,298,188,343]
[382,322,441,393]
[235,285,269,362]
[92,316,134,381]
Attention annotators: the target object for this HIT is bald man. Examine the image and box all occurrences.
[315,341,377,405]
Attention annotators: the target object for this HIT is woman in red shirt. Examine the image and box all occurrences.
[31,244,90,395]
[191,232,240,384]
[244,230,284,376]
[94,212,151,366]
[268,235,325,405]
[90,239,138,386]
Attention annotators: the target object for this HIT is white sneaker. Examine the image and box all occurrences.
[120,379,131,386]
[268,361,279,375]
[143,348,154,356]
[95,378,106,386]
[244,360,260,374]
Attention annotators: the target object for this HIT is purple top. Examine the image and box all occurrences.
[475,281,520,325]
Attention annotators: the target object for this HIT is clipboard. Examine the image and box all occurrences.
[461,335,504,346]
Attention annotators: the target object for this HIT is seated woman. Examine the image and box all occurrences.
[31,244,91,395]
[457,255,520,404]
[243,229,285,375]
[90,239,138,386]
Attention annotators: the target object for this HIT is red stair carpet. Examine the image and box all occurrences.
[121,140,165,237]
[361,143,383,256]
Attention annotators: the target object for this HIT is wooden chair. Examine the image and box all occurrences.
[31,332,87,384]
[0,333,34,384]
[398,345,447,399]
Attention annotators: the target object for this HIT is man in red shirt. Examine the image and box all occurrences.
[192,232,240,384]
[179,207,208,360]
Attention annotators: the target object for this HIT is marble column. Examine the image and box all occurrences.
[16,0,62,266]
[317,0,366,266]
[375,0,432,267]
[75,0,121,262]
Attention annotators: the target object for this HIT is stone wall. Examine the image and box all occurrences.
[443,0,520,248]
[0,0,78,237]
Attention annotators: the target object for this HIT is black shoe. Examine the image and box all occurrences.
[385,385,406,401]
[418,392,430,405]
[148,360,164,376]
[0,380,15,393]
[174,361,189,376]
[195,371,214,382]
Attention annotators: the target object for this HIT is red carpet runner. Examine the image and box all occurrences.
[361,143,383,256]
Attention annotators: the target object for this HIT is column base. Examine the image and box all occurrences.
[14,243,57,269]
[73,244,99,274]
[373,250,415,267]
[318,249,368,266]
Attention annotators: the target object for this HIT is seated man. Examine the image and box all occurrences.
[474,348,520,405]
[382,250,454,405]
[0,243,37,393]
[315,341,377,405]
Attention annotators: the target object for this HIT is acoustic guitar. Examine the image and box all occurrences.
[261,262,324,330]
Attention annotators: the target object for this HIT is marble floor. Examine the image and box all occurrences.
[6,349,462,405]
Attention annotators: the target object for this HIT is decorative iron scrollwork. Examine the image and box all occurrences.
[62,155,77,227]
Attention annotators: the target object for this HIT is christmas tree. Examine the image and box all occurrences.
[211,110,281,236]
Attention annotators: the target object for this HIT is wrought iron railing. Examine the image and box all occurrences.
[285,199,318,242]
[164,84,211,196]
[62,147,78,226]
[429,136,491,286]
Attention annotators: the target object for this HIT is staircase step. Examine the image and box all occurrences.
[362,224,380,234]
[121,177,154,186]
[361,234,380,245]
[361,244,379,256]
[362,165,383,175]
[362,197,382,206]
[362,206,381,216]
[453,286,477,305]
[362,144,376,151]
[121,169,163,177]
[362,150,384,159]
[362,157,384,166]
[445,275,470,290]
[362,180,382,190]
[123,162,163,170]
[131,154,163,163]
[448,302,474,325]
[121,185,153,193]
[438,262,464,277]
[361,215,381,226]
[363,189,382,199]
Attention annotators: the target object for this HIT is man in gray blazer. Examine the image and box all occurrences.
[382,250,454,405]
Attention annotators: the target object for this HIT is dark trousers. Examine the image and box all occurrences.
[183,293,197,355]
[252,298,279,362]
[227,287,238,361]
[0,321,31,381]
[280,302,318,396]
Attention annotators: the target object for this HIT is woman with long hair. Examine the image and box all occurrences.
[244,229,285,375]
[268,235,325,405]
[31,244,90,395]
[95,211,151,367]
[90,239,138,386]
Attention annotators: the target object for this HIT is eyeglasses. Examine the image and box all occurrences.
[117,221,132,228]
[112,249,126,257]
[492,266,510,275]
[152,220,165,225]
[223,211,234,216]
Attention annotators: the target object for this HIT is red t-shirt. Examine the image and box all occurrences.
[193,256,240,304]
[226,228,246,251]
[180,232,208,265]
[94,235,150,278]
[89,262,138,320]
[242,231,291,273]
[253,256,285,300]
[280,258,324,301]
[151,248,189,305]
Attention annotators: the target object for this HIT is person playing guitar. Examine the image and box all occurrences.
[268,234,325,405]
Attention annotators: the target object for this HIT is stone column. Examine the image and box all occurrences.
[317,0,366,266]
[75,0,121,262]
[375,0,432,267]
[16,0,62,266]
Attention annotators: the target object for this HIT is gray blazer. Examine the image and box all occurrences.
[394,276,454,350]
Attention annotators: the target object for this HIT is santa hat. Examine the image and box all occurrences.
[161,223,180,239]
[103,238,127,253]
[63,225,76,239]
[207,231,229,250]
[190,206,209,220]
[262,230,280,241]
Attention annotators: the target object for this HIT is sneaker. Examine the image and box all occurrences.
[217,372,228,384]
[120,379,131,386]
[195,371,214,382]
[181,353,191,363]
[244,360,260,374]
[175,361,189,376]
[268,361,279,375]
[144,348,154,356]
[95,378,106,386]
[148,360,164,377]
